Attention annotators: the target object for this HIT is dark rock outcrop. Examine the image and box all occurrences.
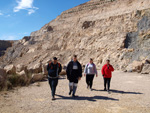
[0,40,14,57]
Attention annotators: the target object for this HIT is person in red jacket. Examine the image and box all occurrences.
[101,59,114,93]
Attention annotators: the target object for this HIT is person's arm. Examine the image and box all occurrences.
[79,63,82,78]
[101,65,105,76]
[109,65,114,72]
[66,62,70,79]
[58,64,62,74]
[47,63,50,71]
[84,64,87,76]
[94,64,98,77]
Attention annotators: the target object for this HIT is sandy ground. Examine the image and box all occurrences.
[0,71,150,113]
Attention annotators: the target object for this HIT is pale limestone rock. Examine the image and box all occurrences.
[31,73,44,82]
[4,65,16,74]
[141,64,150,74]
[126,61,144,73]
[27,63,42,74]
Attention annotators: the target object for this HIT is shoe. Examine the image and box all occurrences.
[90,88,93,91]
[72,94,78,98]
[104,88,107,91]
[69,90,72,95]
[52,97,56,100]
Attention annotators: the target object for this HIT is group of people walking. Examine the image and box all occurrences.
[47,55,114,100]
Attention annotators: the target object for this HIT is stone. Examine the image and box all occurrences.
[16,64,27,72]
[31,73,45,82]
[27,63,42,74]
[4,64,16,74]
[17,70,27,79]
[0,68,7,90]
[42,64,48,75]
[141,64,150,74]
[126,61,144,73]
[0,40,14,57]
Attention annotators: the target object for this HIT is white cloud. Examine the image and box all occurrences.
[1,35,18,40]
[0,11,3,16]
[7,36,17,40]
[28,9,35,15]
[6,14,11,17]
[13,0,38,15]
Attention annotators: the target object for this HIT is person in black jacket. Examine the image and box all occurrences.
[47,57,62,100]
[66,55,82,97]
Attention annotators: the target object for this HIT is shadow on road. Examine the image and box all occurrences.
[56,94,119,102]
[92,89,143,94]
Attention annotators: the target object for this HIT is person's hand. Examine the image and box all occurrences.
[78,77,81,80]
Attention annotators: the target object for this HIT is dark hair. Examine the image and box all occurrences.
[106,59,110,62]
[90,58,93,61]
[53,57,57,60]
[73,55,77,58]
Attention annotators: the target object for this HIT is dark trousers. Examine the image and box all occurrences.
[103,78,111,90]
[86,74,95,88]
[48,78,58,97]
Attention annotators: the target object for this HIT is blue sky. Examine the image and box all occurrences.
[0,0,89,40]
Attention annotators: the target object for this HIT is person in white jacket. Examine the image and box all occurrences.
[84,58,98,90]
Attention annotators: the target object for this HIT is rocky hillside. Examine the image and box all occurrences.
[0,40,14,57]
[0,0,150,90]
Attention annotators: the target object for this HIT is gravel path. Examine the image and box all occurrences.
[0,71,150,113]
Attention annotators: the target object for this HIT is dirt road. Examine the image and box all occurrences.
[0,71,150,113]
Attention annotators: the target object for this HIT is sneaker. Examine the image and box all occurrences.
[52,97,56,100]
[69,90,72,95]
[72,94,78,98]
[104,88,107,91]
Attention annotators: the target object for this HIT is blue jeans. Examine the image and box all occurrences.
[48,78,58,97]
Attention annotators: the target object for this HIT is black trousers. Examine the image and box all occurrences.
[48,78,58,97]
[103,78,111,90]
[86,74,95,88]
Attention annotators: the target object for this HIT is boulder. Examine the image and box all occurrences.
[16,70,28,85]
[17,70,27,79]
[31,73,45,82]
[27,63,42,74]
[16,64,27,73]
[0,68,7,90]
[42,64,48,75]
[126,61,144,73]
[4,64,16,74]
[27,48,36,53]
[141,64,150,74]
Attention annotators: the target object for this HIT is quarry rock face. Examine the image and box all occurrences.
[0,68,7,90]
[141,64,150,74]
[0,0,150,76]
[4,64,16,75]
[0,40,14,57]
